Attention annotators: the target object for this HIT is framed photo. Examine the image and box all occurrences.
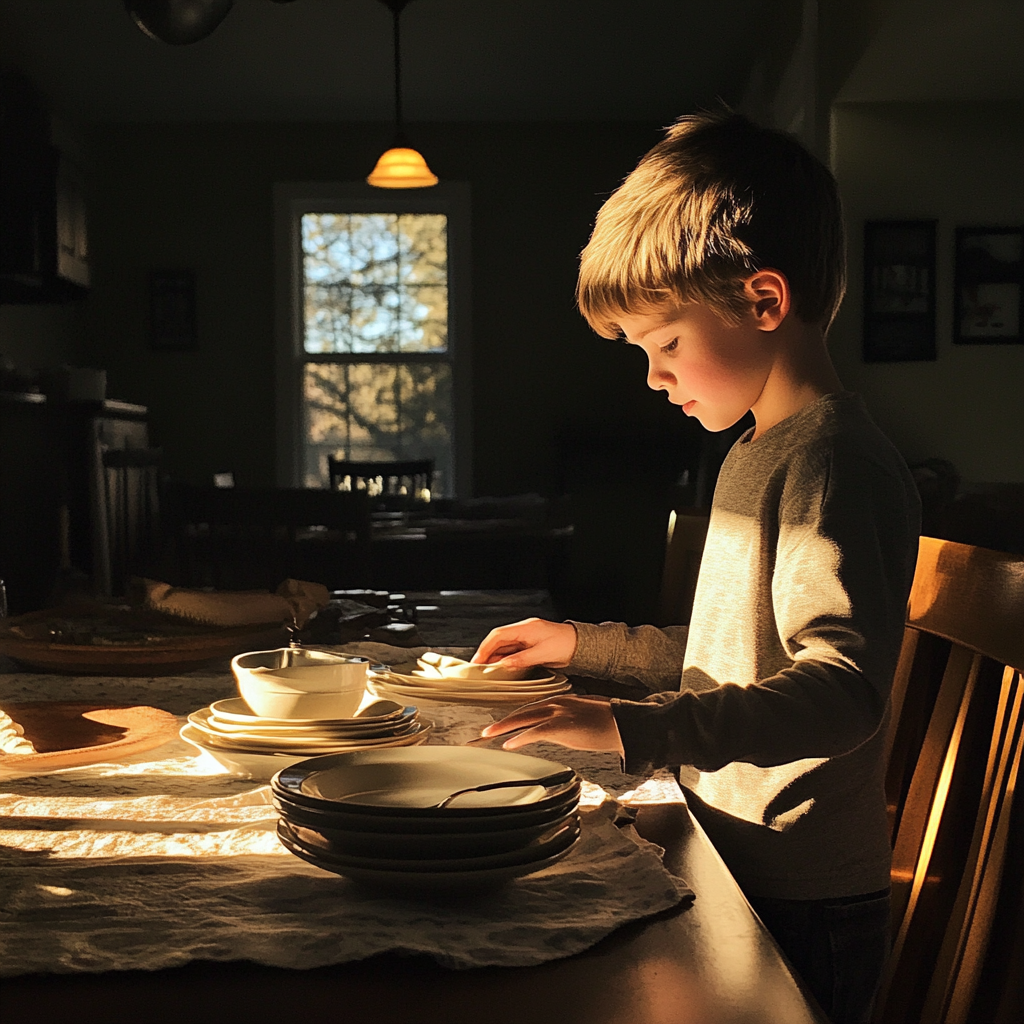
[149,270,197,351]
[863,220,937,363]
[954,227,1023,344]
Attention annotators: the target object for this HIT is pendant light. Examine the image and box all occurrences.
[124,0,235,45]
[367,0,438,189]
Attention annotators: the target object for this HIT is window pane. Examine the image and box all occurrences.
[303,362,453,493]
[302,213,448,354]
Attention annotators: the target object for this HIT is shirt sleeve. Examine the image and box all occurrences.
[611,442,920,776]
[567,620,688,693]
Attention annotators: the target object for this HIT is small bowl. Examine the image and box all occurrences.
[232,648,369,692]
[233,648,369,720]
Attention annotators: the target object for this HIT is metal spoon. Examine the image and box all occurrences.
[434,768,576,809]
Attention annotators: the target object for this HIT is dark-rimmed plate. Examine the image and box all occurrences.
[277,818,581,890]
[271,747,578,817]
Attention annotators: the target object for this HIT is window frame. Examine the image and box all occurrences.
[273,181,472,496]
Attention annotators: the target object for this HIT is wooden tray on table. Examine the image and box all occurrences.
[0,702,180,772]
[0,605,289,675]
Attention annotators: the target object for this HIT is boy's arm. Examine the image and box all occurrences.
[612,659,881,775]
[568,621,688,693]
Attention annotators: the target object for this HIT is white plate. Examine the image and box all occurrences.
[369,678,571,705]
[273,746,576,813]
[282,815,581,872]
[384,663,558,687]
[374,673,567,694]
[195,705,418,740]
[277,820,580,890]
[180,724,311,778]
[186,719,432,754]
[180,723,429,776]
[208,697,407,728]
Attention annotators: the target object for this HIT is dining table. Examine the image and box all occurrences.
[0,590,827,1024]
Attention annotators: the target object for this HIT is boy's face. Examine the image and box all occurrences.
[618,303,775,432]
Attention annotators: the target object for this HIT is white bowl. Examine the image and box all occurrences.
[237,684,368,721]
[232,648,369,693]
[233,648,369,720]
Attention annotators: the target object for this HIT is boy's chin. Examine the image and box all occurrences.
[694,410,750,433]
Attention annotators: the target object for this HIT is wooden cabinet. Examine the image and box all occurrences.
[0,72,89,303]
[60,401,151,597]
[0,396,150,614]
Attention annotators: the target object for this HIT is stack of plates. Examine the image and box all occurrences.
[369,657,571,704]
[179,697,431,779]
[271,746,582,890]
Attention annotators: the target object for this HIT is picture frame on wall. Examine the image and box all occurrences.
[954,226,1023,344]
[149,270,198,351]
[862,220,937,363]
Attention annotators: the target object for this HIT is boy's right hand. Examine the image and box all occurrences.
[471,618,577,670]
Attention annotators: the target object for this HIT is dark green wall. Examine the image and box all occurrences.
[83,120,701,497]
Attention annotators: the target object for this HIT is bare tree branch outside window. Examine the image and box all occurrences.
[300,213,453,491]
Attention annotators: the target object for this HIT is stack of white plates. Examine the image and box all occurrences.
[369,656,571,704]
[179,697,431,779]
[271,746,582,890]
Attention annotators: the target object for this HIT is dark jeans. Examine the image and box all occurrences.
[747,889,891,1024]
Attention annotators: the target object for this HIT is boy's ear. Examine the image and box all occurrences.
[744,269,790,331]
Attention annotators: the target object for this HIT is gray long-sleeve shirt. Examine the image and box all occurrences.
[569,393,920,899]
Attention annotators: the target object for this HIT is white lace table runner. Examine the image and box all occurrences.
[0,663,691,977]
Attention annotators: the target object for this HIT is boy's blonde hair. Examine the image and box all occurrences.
[577,111,846,337]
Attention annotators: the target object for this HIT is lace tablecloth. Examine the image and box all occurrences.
[0,649,691,977]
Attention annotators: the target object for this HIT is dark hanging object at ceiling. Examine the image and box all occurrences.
[124,0,236,45]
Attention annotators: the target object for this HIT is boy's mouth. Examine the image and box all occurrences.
[681,400,697,414]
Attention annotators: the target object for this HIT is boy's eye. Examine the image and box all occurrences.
[660,338,679,354]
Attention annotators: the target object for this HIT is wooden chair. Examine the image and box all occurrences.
[96,446,163,597]
[656,506,710,625]
[165,484,371,592]
[874,537,1024,1024]
[327,457,434,502]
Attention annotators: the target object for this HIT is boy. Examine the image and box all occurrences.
[474,112,920,1024]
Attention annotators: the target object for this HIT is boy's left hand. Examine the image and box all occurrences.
[480,695,624,756]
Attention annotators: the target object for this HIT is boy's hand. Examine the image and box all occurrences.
[471,618,577,670]
[480,695,624,756]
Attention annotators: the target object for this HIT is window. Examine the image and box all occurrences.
[275,183,471,496]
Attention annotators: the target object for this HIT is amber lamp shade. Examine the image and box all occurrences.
[366,147,439,189]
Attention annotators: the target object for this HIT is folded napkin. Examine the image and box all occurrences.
[413,651,531,682]
[137,578,330,629]
[0,707,35,755]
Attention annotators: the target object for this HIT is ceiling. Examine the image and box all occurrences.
[0,0,768,124]
[838,0,1024,103]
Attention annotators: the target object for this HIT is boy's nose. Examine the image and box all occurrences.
[647,363,675,392]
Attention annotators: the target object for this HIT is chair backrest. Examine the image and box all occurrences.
[164,484,371,591]
[97,446,163,597]
[327,457,434,501]
[875,537,1024,1024]
[656,506,710,625]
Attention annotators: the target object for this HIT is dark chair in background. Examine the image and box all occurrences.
[656,505,710,626]
[165,485,371,592]
[327,457,434,502]
[96,446,163,597]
